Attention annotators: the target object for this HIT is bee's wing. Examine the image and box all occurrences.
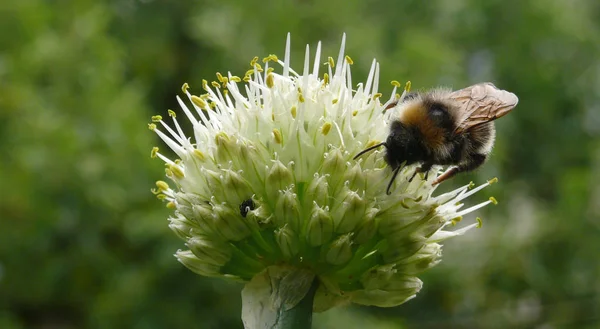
[450,83,518,134]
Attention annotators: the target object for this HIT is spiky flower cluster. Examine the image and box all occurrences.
[149,34,496,311]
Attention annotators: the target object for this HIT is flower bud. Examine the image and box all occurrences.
[168,216,193,240]
[222,169,252,204]
[353,272,422,307]
[175,192,205,220]
[201,168,227,201]
[322,148,346,191]
[395,243,442,275]
[265,160,293,201]
[306,203,334,246]
[191,203,218,235]
[186,236,233,266]
[383,235,426,263]
[214,132,240,164]
[332,189,367,233]
[176,250,221,277]
[275,225,299,260]
[343,163,366,191]
[273,190,300,231]
[377,207,430,238]
[305,174,329,206]
[213,204,251,241]
[354,208,379,244]
[326,233,354,265]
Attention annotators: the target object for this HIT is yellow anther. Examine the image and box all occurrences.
[345,55,354,65]
[332,99,338,104]
[211,81,220,88]
[451,216,463,226]
[151,115,162,122]
[298,93,305,103]
[167,201,177,209]
[151,147,159,158]
[373,93,383,100]
[202,79,209,90]
[272,128,283,144]
[404,81,412,92]
[321,122,332,136]
[243,75,251,82]
[266,73,275,88]
[169,164,185,179]
[489,197,498,205]
[266,67,274,74]
[156,180,169,192]
[476,217,483,228]
[352,110,358,116]
[230,76,241,82]
[245,69,255,77]
[323,73,329,85]
[148,123,157,131]
[468,181,475,189]
[181,82,190,93]
[156,194,167,200]
[191,95,207,109]
[193,149,206,161]
[290,106,297,118]
[271,113,275,121]
[327,56,335,68]
[168,109,176,118]
[216,72,224,82]
[200,93,209,100]
[262,54,279,63]
[391,80,401,87]
[250,56,259,66]
[488,177,499,184]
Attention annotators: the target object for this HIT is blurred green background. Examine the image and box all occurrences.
[1,0,599,328]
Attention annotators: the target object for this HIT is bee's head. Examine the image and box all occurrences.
[384,120,425,169]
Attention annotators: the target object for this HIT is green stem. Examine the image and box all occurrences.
[241,267,318,329]
[272,277,319,329]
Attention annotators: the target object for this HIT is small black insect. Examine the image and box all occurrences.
[239,198,256,217]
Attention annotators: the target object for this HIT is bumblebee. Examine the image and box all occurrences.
[354,83,518,194]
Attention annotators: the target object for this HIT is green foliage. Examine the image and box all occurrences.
[1,0,599,328]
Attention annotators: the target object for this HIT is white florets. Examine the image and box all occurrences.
[150,33,496,311]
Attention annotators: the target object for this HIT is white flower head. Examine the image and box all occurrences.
[150,33,497,311]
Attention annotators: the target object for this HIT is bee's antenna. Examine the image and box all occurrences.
[386,165,402,195]
[353,142,386,160]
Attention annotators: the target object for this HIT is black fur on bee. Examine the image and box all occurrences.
[355,83,518,194]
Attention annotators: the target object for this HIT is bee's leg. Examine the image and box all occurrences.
[386,166,402,195]
[409,162,434,182]
[408,170,418,182]
[432,154,487,185]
